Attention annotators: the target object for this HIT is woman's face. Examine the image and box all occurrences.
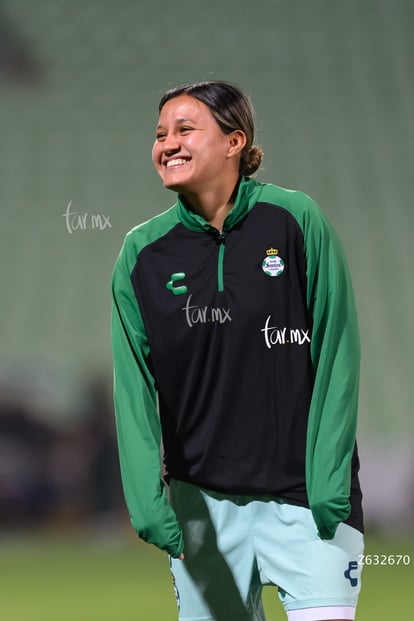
[152,94,240,195]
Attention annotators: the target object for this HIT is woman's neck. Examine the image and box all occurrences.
[181,177,240,231]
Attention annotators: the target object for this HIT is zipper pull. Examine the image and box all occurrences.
[218,230,227,243]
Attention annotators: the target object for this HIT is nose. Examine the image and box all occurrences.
[162,132,181,156]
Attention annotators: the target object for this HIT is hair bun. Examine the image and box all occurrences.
[241,145,263,176]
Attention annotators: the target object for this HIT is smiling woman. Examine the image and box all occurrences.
[151,81,263,229]
[111,80,364,621]
[156,81,262,170]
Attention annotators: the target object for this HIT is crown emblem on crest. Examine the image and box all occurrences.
[266,247,279,256]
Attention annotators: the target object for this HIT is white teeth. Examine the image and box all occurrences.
[166,158,188,168]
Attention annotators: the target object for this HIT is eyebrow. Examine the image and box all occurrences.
[156,117,195,129]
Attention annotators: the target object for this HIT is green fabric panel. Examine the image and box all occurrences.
[217,241,225,292]
[260,184,360,539]
[111,209,184,556]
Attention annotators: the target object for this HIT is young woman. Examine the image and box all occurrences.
[111,81,364,621]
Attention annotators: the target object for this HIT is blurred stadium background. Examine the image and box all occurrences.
[0,0,413,618]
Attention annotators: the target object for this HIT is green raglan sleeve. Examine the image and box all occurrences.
[299,193,361,540]
[111,235,184,557]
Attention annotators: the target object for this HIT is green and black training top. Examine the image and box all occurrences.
[111,176,363,558]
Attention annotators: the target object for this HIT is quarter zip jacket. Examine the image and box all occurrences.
[111,177,363,557]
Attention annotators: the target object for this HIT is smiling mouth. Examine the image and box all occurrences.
[165,158,189,168]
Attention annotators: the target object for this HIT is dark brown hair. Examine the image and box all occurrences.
[158,80,263,176]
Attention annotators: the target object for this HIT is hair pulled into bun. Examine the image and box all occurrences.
[240,145,263,177]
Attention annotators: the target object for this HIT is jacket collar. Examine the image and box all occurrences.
[176,176,263,232]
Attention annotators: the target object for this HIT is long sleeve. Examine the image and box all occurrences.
[111,237,184,557]
[302,194,361,539]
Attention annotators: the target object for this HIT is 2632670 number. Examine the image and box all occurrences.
[358,554,411,566]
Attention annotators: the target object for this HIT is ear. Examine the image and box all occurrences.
[227,130,247,158]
